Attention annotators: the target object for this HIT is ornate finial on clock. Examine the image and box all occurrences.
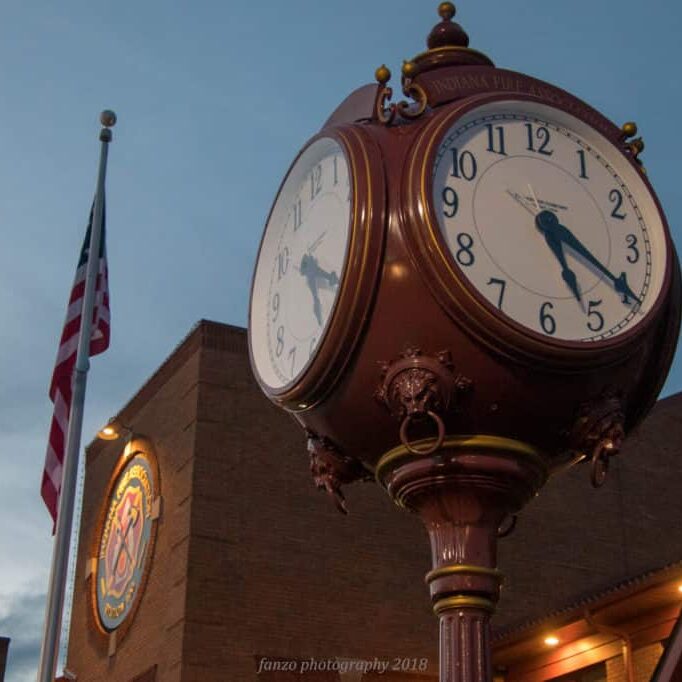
[409,3,494,72]
[427,3,470,49]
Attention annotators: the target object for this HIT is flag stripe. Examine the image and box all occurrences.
[42,201,110,526]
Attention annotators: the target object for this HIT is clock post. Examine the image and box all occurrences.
[248,4,681,681]
[375,436,548,680]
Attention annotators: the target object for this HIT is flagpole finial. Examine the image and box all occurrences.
[99,110,116,142]
[100,110,117,128]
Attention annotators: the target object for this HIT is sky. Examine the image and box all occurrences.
[1,1,681,680]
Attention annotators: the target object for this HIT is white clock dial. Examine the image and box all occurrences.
[431,100,667,342]
[250,137,352,389]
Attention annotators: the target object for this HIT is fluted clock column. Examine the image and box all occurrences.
[376,436,548,682]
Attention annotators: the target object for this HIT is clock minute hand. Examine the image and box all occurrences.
[537,211,641,306]
[300,254,323,325]
[532,208,582,304]
[543,231,582,304]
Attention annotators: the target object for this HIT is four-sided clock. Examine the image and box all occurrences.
[246,6,681,682]
[249,127,385,409]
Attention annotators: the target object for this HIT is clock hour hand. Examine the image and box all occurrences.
[536,210,641,306]
[318,268,339,289]
[302,253,339,290]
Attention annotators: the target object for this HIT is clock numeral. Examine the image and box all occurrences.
[293,199,302,230]
[609,189,627,220]
[450,148,477,181]
[626,234,640,263]
[276,326,285,357]
[333,156,339,185]
[525,124,553,156]
[309,337,317,357]
[539,301,556,335]
[455,232,475,267]
[485,124,507,156]
[577,149,589,179]
[288,345,296,375]
[272,293,280,321]
[487,278,506,310]
[586,299,604,333]
[277,247,290,280]
[442,187,459,218]
[310,164,322,201]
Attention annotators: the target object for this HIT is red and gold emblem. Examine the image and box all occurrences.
[92,441,159,634]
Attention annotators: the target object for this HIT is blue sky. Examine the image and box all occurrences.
[1,2,681,680]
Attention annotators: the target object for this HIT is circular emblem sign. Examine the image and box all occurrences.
[93,447,158,633]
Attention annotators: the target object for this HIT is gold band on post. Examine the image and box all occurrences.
[375,434,546,485]
[433,595,496,616]
[425,564,504,585]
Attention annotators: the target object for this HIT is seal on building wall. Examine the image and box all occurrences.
[90,438,160,645]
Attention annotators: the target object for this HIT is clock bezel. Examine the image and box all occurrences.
[248,125,386,409]
[404,92,674,368]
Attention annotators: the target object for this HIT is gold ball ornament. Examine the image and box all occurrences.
[100,110,117,127]
[622,121,638,138]
[438,2,456,21]
[375,64,392,85]
[402,61,418,79]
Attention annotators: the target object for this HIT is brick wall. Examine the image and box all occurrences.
[65,342,201,681]
[605,643,664,681]
[496,392,682,630]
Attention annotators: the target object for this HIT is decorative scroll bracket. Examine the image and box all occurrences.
[306,431,372,515]
[621,121,645,172]
[568,388,626,488]
[375,347,472,455]
[373,63,428,125]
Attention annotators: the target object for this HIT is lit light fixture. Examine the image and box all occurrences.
[678,584,682,593]
[97,418,131,441]
[544,635,560,647]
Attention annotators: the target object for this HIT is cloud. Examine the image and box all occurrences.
[0,591,45,682]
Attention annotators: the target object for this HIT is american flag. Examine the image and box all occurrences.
[41,201,110,525]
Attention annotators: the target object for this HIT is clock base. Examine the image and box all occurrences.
[376,436,549,681]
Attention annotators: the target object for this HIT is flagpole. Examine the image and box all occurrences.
[37,110,116,682]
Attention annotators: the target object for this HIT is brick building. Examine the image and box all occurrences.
[64,321,682,681]
[0,638,8,682]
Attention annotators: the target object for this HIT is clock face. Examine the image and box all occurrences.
[431,100,668,343]
[250,136,352,390]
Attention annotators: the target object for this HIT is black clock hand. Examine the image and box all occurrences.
[543,231,582,304]
[300,254,323,325]
[310,285,322,326]
[302,253,339,290]
[514,192,582,303]
[319,268,339,289]
[536,210,641,306]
